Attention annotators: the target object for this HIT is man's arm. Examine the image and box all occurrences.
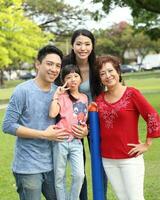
[2,86,68,141]
[16,125,68,141]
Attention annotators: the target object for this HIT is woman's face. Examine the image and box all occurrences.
[73,35,93,61]
[99,62,120,88]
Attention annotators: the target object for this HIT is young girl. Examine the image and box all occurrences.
[49,64,88,200]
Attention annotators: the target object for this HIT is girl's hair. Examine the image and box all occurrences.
[61,64,82,102]
[61,29,96,98]
[93,55,122,97]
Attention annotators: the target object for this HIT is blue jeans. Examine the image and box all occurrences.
[53,139,84,200]
[13,170,56,200]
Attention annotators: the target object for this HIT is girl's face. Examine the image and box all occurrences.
[99,62,120,88]
[73,35,93,61]
[64,72,81,91]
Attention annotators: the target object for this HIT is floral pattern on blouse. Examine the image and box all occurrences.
[148,113,160,134]
[97,90,132,129]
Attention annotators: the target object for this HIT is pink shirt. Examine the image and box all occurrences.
[96,87,160,159]
[56,92,88,137]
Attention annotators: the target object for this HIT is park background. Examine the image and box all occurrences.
[1,72,160,200]
[0,0,160,199]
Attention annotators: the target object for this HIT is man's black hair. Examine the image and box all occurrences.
[37,45,63,63]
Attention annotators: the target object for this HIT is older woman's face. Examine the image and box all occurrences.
[73,35,93,61]
[99,62,120,88]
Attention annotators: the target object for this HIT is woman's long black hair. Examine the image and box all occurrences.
[57,29,96,99]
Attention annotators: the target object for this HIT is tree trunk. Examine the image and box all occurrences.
[0,69,4,87]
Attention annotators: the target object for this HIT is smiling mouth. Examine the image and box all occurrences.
[48,73,57,78]
[70,83,77,87]
[106,78,114,83]
[79,53,87,56]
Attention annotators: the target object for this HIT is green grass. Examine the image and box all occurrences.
[1,80,23,89]
[0,88,15,100]
[122,70,160,80]
[0,110,19,200]
[126,78,160,92]
[1,75,160,199]
[0,80,23,103]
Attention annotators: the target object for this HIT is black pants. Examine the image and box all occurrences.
[79,138,108,200]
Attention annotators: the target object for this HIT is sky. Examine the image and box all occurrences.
[64,0,133,30]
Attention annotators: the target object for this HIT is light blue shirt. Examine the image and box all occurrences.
[80,79,92,103]
[2,80,57,174]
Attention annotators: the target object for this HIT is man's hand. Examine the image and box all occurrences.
[43,125,69,141]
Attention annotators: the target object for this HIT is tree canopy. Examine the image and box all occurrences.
[92,0,160,14]
[94,22,160,64]
[0,0,53,85]
[91,0,160,39]
[23,0,92,36]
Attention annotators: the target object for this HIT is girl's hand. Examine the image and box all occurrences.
[72,124,88,139]
[54,82,70,98]
[127,143,150,157]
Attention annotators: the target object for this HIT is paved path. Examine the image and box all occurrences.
[0,104,7,110]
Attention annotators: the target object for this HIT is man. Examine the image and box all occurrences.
[2,45,87,200]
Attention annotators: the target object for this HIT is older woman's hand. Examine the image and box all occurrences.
[127,143,150,157]
[72,124,88,139]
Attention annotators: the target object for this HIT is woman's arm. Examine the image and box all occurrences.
[128,137,153,157]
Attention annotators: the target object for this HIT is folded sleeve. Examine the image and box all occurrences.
[132,88,160,138]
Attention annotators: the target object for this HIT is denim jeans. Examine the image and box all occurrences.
[13,170,56,200]
[53,139,84,200]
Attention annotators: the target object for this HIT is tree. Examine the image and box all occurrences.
[94,22,160,65]
[91,0,160,39]
[92,0,160,14]
[0,0,52,85]
[130,31,160,68]
[23,0,92,36]
[95,22,134,62]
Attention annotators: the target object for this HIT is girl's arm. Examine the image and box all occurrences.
[49,97,60,118]
[49,82,69,118]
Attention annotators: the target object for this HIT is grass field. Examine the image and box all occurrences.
[0,73,160,200]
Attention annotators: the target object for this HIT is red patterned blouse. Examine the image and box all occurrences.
[95,87,160,159]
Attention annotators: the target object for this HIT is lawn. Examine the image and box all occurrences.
[0,74,160,200]
[0,80,22,104]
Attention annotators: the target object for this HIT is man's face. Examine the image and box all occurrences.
[36,53,61,83]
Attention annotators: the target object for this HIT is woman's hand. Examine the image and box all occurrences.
[127,143,150,157]
[72,124,88,139]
